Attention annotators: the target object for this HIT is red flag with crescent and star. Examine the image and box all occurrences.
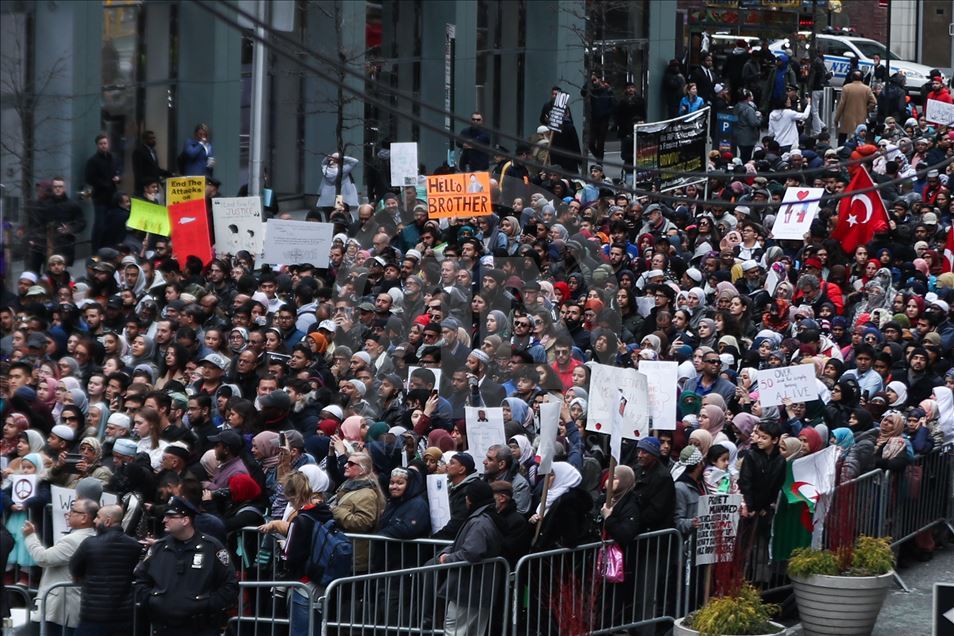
[943,226,954,273]
[830,166,889,254]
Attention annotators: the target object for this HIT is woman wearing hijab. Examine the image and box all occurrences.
[1,413,30,458]
[597,464,639,622]
[530,461,590,550]
[502,397,533,437]
[874,411,912,472]
[2,452,47,569]
[698,405,727,442]
[884,381,908,409]
[688,429,714,457]
[797,427,823,457]
[508,434,538,487]
[122,334,158,376]
[375,466,431,573]
[730,413,758,451]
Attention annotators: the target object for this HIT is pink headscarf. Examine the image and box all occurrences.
[700,405,726,436]
[913,258,929,277]
[341,416,364,442]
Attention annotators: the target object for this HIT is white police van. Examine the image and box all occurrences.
[770,32,939,96]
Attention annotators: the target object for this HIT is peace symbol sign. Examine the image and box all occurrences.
[14,478,34,501]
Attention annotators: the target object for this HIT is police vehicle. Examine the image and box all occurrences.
[770,31,940,96]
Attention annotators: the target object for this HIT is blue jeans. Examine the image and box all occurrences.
[290,589,319,636]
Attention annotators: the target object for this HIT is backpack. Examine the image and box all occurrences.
[305,519,353,585]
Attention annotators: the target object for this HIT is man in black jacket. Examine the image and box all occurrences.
[490,481,531,566]
[85,133,119,251]
[70,504,144,636]
[631,437,675,532]
[41,178,86,266]
[132,130,171,195]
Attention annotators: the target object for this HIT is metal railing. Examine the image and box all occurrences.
[511,529,683,635]
[229,580,318,636]
[320,556,511,635]
[884,445,954,547]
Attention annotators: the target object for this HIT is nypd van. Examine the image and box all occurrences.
[770,33,939,95]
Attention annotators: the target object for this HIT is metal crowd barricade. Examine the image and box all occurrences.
[321,556,510,635]
[38,581,82,636]
[822,468,887,546]
[347,532,452,573]
[884,445,954,547]
[511,529,683,636]
[2,584,33,624]
[230,580,318,636]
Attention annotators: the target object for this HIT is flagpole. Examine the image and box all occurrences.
[533,475,552,542]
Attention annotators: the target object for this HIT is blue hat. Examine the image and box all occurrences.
[112,438,139,457]
[636,437,661,458]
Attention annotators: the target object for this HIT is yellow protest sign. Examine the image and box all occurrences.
[426,172,492,219]
[128,198,171,236]
[166,176,206,205]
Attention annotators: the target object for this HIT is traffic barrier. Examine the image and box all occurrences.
[38,581,81,636]
[229,580,319,636]
[822,468,888,547]
[320,556,510,635]
[884,445,954,547]
[511,529,683,635]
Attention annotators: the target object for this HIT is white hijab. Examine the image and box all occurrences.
[933,386,954,444]
[538,462,581,517]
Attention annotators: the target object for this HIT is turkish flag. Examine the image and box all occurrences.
[943,226,954,273]
[830,166,889,254]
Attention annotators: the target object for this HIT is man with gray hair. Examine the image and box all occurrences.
[481,444,531,514]
[23,498,99,634]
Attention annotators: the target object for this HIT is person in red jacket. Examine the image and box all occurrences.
[926,76,953,104]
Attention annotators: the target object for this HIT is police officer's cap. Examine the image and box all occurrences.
[164,496,198,518]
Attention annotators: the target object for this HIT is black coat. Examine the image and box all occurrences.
[70,526,145,624]
[85,151,117,205]
[633,459,675,532]
[738,446,785,514]
[496,499,532,566]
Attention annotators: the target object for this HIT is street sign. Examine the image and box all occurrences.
[936,582,954,636]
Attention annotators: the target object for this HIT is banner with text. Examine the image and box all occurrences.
[212,197,263,257]
[170,199,213,265]
[756,363,818,407]
[696,493,743,565]
[925,99,954,126]
[634,107,709,192]
[128,199,171,236]
[426,172,492,219]
[465,406,506,474]
[166,176,206,206]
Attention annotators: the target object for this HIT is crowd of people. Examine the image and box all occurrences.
[2,53,954,635]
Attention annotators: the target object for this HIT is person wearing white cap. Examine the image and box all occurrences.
[465,348,506,407]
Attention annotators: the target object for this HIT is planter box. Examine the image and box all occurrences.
[790,571,893,635]
[673,616,788,636]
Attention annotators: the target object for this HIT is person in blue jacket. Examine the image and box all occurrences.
[180,123,215,177]
[678,83,706,115]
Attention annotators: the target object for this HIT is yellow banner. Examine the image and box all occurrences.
[128,198,171,236]
[166,176,206,205]
[425,172,492,219]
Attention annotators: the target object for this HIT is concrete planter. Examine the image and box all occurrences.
[790,571,893,635]
[673,616,787,636]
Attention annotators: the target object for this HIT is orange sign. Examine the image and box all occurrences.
[425,172,492,219]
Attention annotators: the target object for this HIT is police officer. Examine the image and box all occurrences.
[133,496,238,636]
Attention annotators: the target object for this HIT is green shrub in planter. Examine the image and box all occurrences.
[686,584,781,636]
[788,535,893,578]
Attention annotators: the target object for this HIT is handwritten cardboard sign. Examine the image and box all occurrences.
[696,493,742,565]
[756,364,818,407]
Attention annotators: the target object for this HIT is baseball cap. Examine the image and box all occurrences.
[200,353,230,370]
[318,319,337,333]
[208,429,244,450]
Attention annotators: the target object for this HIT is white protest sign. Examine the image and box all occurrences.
[465,407,506,473]
[390,142,420,186]
[696,493,742,565]
[756,364,818,407]
[586,363,650,439]
[636,296,655,318]
[407,366,441,392]
[426,474,451,533]
[639,360,678,430]
[771,187,824,241]
[11,474,37,505]
[51,485,76,543]
[100,491,118,507]
[536,401,561,476]
[212,197,263,257]
[925,98,954,126]
[262,219,334,267]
